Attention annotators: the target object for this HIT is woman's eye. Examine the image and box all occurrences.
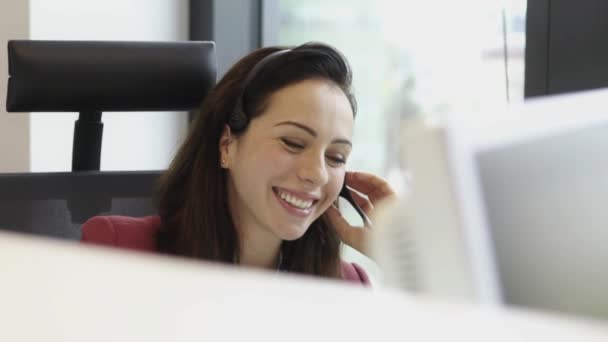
[326,154,346,165]
[281,138,304,150]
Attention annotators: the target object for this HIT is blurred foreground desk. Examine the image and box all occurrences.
[1,231,608,342]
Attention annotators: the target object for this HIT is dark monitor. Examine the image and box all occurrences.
[525,0,608,97]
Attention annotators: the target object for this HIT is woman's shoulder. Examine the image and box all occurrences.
[81,215,161,252]
[82,216,372,286]
[340,261,371,287]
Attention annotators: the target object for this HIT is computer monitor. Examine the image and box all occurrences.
[373,88,608,321]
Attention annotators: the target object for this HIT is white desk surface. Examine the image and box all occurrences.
[1,230,607,342]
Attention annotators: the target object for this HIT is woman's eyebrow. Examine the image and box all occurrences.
[275,121,317,136]
[274,121,352,146]
[332,138,352,147]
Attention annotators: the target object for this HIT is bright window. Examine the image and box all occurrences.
[278,0,526,185]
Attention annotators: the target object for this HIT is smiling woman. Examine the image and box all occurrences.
[221,79,353,267]
[81,42,396,284]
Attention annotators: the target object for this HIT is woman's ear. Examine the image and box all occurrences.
[219,124,235,169]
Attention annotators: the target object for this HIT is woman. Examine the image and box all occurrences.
[82,42,396,285]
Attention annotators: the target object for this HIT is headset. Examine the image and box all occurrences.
[228,48,372,228]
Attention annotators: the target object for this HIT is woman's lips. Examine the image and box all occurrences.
[272,187,317,218]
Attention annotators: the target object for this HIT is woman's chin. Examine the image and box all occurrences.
[276,224,309,241]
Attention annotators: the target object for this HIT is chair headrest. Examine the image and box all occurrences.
[6,40,217,112]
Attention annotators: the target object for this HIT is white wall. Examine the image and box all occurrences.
[29,0,190,171]
[0,1,30,172]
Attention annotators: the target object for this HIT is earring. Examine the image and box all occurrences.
[221,158,227,168]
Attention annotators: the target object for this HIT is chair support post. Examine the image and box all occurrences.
[72,111,103,171]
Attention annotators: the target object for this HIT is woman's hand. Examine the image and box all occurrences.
[326,171,397,258]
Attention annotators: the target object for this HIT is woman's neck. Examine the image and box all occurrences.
[239,232,282,269]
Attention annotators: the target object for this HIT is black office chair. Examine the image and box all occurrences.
[1,40,216,240]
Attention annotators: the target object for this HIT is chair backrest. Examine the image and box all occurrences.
[2,40,217,240]
[7,40,216,113]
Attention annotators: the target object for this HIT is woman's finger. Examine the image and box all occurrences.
[325,205,352,237]
[345,171,396,204]
[325,205,368,256]
[345,186,373,216]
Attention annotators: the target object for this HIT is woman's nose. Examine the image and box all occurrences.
[296,152,329,187]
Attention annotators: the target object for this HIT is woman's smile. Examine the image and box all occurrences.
[272,186,319,218]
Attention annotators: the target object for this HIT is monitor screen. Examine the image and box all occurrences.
[373,88,608,321]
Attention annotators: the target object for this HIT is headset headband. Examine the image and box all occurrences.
[228,49,292,131]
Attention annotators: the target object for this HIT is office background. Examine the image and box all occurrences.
[0,0,526,177]
[0,0,526,275]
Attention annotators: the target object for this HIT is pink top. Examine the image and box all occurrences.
[81,215,370,286]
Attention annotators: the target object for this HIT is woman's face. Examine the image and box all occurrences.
[222,79,354,243]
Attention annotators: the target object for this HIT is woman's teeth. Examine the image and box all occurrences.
[278,190,313,209]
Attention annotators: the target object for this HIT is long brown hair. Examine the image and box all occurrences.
[156,42,357,278]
